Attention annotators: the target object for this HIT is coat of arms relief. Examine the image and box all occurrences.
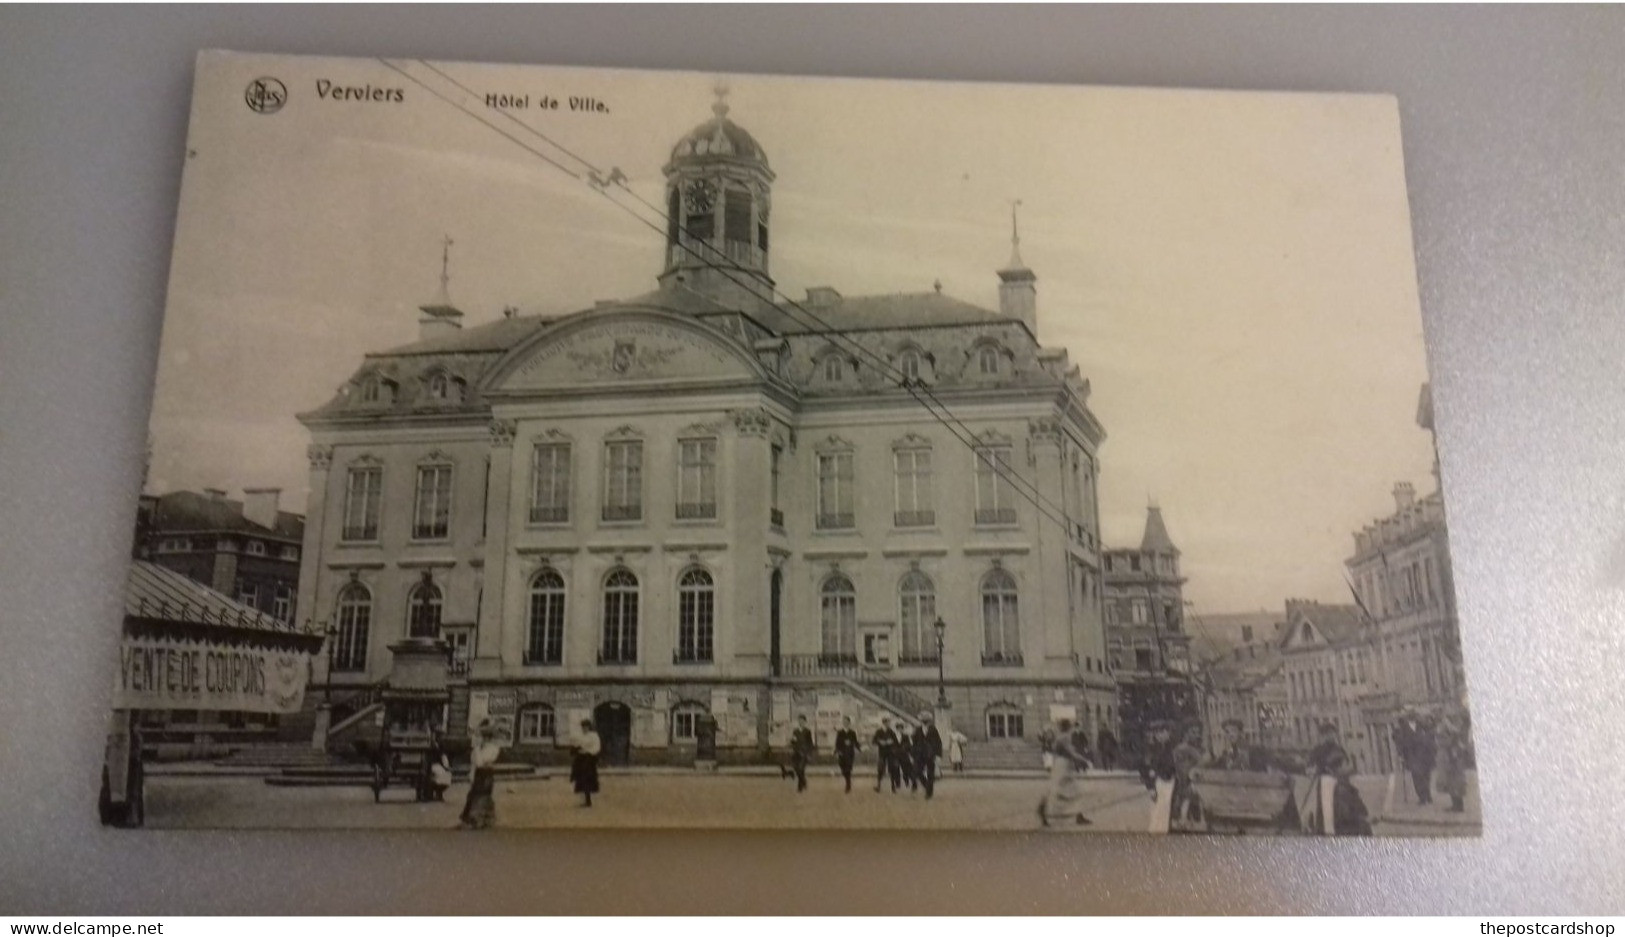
[565,340,681,378]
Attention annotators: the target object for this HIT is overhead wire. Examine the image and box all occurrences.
[381,57,1097,544]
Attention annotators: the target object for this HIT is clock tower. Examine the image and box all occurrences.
[657,85,776,311]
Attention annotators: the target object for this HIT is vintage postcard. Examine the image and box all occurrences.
[99,50,1476,835]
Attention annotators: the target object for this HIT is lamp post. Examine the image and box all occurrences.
[932,615,948,708]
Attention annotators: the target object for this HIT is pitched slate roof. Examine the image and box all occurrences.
[125,560,297,634]
[779,291,1012,334]
[147,490,303,541]
[1140,506,1178,553]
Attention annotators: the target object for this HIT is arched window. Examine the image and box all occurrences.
[978,345,1001,375]
[820,574,857,661]
[333,583,371,671]
[671,701,709,742]
[517,704,556,744]
[406,580,442,638]
[526,569,565,665]
[676,568,714,663]
[821,355,844,383]
[426,372,449,400]
[899,350,922,382]
[981,570,1021,664]
[359,376,381,403]
[601,569,639,664]
[897,570,937,663]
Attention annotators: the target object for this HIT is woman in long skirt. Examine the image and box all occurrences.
[571,719,602,807]
[459,719,502,830]
[1038,719,1093,827]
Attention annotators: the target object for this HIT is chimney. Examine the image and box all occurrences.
[1392,481,1416,512]
[805,286,842,307]
[204,488,227,501]
[242,487,281,530]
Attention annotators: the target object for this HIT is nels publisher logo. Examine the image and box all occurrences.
[244,77,288,114]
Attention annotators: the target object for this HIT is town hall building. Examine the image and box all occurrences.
[296,93,1117,764]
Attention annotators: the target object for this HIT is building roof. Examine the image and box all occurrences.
[1281,601,1366,650]
[779,291,1012,333]
[125,560,299,635]
[668,110,770,170]
[146,490,303,542]
[1189,610,1283,663]
[1140,506,1177,553]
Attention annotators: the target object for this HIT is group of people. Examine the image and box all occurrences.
[1392,709,1472,813]
[784,712,966,799]
[455,716,603,830]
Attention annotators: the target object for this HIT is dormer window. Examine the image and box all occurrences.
[427,372,448,400]
[978,346,1001,375]
[360,377,381,403]
[900,350,921,381]
[822,356,844,382]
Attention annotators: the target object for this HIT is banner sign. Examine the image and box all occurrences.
[113,636,311,714]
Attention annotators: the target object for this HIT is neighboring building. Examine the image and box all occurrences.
[295,93,1116,765]
[1103,506,1197,755]
[1195,616,1287,752]
[135,488,304,625]
[1274,598,1370,765]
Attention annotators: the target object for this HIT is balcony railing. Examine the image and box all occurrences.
[676,502,717,520]
[597,649,637,665]
[981,650,1024,667]
[779,654,934,717]
[340,525,378,542]
[894,653,941,667]
[817,512,855,530]
[521,652,562,667]
[602,504,642,522]
[975,508,1017,526]
[770,508,784,528]
[529,506,568,524]
[894,510,936,528]
[673,649,714,665]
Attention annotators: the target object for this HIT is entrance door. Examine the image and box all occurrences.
[594,701,633,766]
[770,570,783,677]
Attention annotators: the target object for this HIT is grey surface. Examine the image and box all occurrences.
[1,4,1621,915]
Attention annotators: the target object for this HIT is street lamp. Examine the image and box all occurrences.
[932,615,948,708]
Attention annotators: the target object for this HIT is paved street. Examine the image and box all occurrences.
[140,768,1480,835]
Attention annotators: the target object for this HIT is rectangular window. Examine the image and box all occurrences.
[987,712,1025,739]
[342,467,382,541]
[412,465,453,540]
[770,445,783,528]
[236,582,258,610]
[673,710,700,741]
[271,587,292,622]
[602,440,644,521]
[816,451,855,529]
[676,438,718,519]
[892,448,934,527]
[724,188,752,243]
[973,446,1017,525]
[530,443,571,524]
[1134,647,1153,671]
[518,708,556,743]
[1130,600,1147,625]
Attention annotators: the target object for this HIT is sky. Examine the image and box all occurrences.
[147,52,1437,614]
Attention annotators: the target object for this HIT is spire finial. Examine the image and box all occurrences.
[712,81,730,118]
[1007,198,1026,270]
[437,234,454,304]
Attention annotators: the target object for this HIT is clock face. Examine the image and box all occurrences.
[685,179,716,213]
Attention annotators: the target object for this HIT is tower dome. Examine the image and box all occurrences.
[658,85,776,307]
[666,95,771,170]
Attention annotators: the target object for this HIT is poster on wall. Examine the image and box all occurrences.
[101,50,1478,836]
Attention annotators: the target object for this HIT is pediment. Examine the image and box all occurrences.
[491,312,759,393]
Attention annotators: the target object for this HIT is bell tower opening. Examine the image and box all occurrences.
[658,84,776,310]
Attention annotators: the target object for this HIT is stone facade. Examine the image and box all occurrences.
[295,96,1117,763]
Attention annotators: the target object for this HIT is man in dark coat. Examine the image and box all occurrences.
[895,723,917,793]
[872,718,900,792]
[834,716,861,793]
[1096,725,1119,772]
[912,712,945,800]
[1204,718,1267,771]
[789,715,815,793]
[1405,715,1438,805]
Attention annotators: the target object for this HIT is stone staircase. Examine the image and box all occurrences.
[778,654,936,724]
[214,742,345,770]
[961,740,1045,772]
